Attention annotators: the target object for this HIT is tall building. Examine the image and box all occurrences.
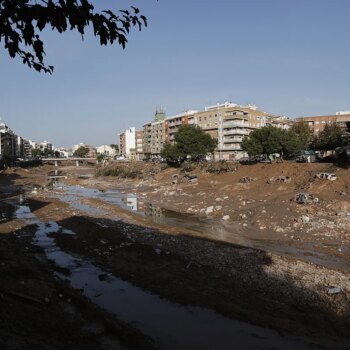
[135,131,144,160]
[142,109,166,159]
[164,110,198,144]
[296,112,350,134]
[195,102,290,160]
[0,121,16,158]
[119,127,136,159]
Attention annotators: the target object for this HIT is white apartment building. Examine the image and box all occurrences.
[119,127,136,158]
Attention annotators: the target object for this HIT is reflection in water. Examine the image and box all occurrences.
[144,202,164,224]
[121,195,142,212]
[15,204,320,350]
[55,184,350,272]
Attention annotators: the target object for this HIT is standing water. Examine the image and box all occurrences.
[57,184,350,271]
[15,204,323,350]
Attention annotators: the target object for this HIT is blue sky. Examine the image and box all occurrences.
[1,0,350,147]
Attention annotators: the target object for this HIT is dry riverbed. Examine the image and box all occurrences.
[1,164,350,349]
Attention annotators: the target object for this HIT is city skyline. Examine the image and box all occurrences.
[1,0,350,147]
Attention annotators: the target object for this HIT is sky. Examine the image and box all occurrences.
[0,0,350,148]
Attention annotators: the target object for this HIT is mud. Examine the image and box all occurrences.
[1,164,350,349]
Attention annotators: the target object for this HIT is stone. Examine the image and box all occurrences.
[215,206,222,211]
[301,215,310,224]
[222,215,230,221]
[327,287,342,294]
[215,198,223,202]
[205,206,214,215]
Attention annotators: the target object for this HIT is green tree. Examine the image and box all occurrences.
[161,125,216,164]
[96,153,105,163]
[312,123,344,150]
[241,135,263,156]
[110,144,119,153]
[291,122,311,150]
[160,143,182,164]
[175,125,216,162]
[54,150,60,158]
[31,148,42,158]
[42,148,53,157]
[241,126,303,158]
[281,130,302,157]
[0,1,147,73]
[73,146,89,158]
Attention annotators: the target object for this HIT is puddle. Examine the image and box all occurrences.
[15,204,322,350]
[56,184,350,272]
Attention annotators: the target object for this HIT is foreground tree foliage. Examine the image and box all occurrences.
[241,126,303,158]
[161,125,217,164]
[0,0,147,73]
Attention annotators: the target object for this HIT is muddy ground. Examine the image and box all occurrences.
[1,163,350,349]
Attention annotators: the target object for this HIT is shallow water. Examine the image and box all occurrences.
[57,184,350,272]
[15,204,322,350]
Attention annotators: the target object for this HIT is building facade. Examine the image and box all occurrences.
[296,112,350,134]
[194,102,290,160]
[164,110,198,144]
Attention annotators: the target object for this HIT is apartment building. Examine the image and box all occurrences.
[135,131,144,159]
[142,122,152,158]
[194,102,290,160]
[0,121,15,158]
[119,128,135,158]
[141,108,166,159]
[296,111,350,134]
[164,110,198,144]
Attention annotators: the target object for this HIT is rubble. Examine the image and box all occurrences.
[267,175,291,184]
[315,173,337,181]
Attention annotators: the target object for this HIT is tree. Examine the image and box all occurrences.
[110,144,119,153]
[31,148,42,158]
[312,123,344,151]
[73,145,89,157]
[160,143,182,164]
[241,126,303,158]
[42,148,53,157]
[291,122,311,150]
[241,135,263,156]
[54,150,60,158]
[161,125,216,164]
[0,1,147,73]
[96,152,106,163]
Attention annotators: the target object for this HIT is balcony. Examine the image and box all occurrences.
[223,129,249,136]
[220,145,242,150]
[224,114,249,121]
[223,136,243,143]
[222,121,249,128]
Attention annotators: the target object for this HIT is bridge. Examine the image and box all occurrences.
[41,158,97,167]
